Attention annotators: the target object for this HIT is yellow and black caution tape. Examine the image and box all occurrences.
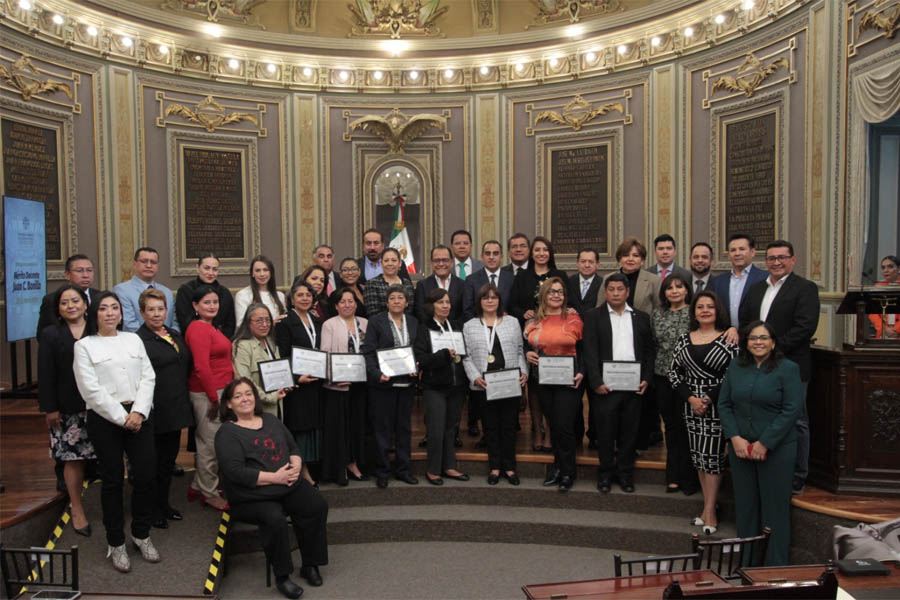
[203,510,231,595]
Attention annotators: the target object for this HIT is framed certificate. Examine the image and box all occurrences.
[291,346,327,379]
[257,358,295,393]
[377,346,417,378]
[602,361,641,392]
[538,356,576,385]
[329,353,367,383]
[484,368,522,401]
[429,330,467,356]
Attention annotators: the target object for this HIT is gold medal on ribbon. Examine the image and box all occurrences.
[487,354,496,364]
[454,355,462,363]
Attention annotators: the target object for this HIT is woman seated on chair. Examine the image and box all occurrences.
[214,377,329,599]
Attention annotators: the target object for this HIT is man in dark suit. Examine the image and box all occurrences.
[502,233,531,277]
[739,240,820,495]
[647,234,691,281]
[582,273,655,494]
[711,233,768,327]
[463,240,514,319]
[36,254,101,341]
[689,242,714,294]
[450,229,484,281]
[357,228,411,284]
[414,245,465,324]
[568,248,603,317]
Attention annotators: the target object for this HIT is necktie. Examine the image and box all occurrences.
[457,263,466,280]
[581,279,590,299]
[660,268,669,280]
[490,273,497,287]
[695,280,705,292]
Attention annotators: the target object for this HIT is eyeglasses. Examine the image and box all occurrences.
[250,318,272,325]
[340,266,359,273]
[748,335,771,342]
[547,289,565,296]
[765,255,792,263]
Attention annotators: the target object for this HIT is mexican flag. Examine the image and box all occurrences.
[389,195,416,275]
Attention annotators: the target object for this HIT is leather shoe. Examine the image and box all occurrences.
[543,469,561,486]
[299,565,322,587]
[376,477,388,489]
[442,471,469,481]
[275,577,304,599]
[454,436,463,448]
[419,436,428,448]
[505,473,520,486]
[165,508,183,521]
[597,480,611,494]
[619,481,635,493]
[171,463,185,477]
[558,475,574,492]
[426,475,444,486]
[487,473,500,485]
[395,473,419,485]
[152,517,168,529]
[73,523,92,537]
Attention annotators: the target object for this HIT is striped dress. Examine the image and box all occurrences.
[667,332,738,474]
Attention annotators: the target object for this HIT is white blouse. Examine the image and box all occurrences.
[234,286,287,326]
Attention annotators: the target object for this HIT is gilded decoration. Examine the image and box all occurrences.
[0,55,79,112]
[858,0,900,39]
[348,0,449,39]
[291,0,316,32]
[472,0,497,33]
[534,95,624,131]
[156,93,266,136]
[345,108,449,153]
[160,0,266,28]
[529,0,622,27]
[710,53,790,98]
[702,38,796,109]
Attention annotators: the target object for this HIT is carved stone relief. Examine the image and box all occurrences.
[867,389,900,449]
[160,0,266,28]
[348,0,449,38]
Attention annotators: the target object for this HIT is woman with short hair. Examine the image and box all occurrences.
[363,247,415,318]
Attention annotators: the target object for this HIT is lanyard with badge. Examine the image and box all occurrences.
[298,313,317,347]
[433,318,462,363]
[482,317,500,364]
[389,314,409,346]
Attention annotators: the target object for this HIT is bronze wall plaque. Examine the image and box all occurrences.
[2,118,61,261]
[724,113,776,249]
[182,147,244,259]
[550,145,608,255]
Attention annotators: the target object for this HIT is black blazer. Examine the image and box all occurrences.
[36,287,101,341]
[175,278,236,338]
[507,268,569,326]
[413,318,466,390]
[414,274,465,324]
[356,256,412,285]
[38,323,86,414]
[582,304,655,392]
[137,324,194,433]
[361,311,419,388]
[462,268,515,320]
[567,274,603,318]
[739,272,820,381]
[275,310,324,431]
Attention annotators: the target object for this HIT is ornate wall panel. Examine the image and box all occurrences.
[807,3,830,286]
[846,0,900,61]
[650,65,678,247]
[475,94,500,244]
[110,68,140,284]
[293,93,320,282]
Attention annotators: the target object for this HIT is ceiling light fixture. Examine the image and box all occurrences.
[18,0,31,10]
[684,26,694,37]
[515,61,525,73]
[158,44,169,55]
[302,67,313,77]
[338,70,350,81]
[617,44,627,55]
[266,63,277,73]
[204,24,222,38]
[444,69,454,79]
[715,14,726,25]
[585,51,597,62]
[479,66,490,75]
[567,24,584,38]
[742,0,755,9]
[52,14,64,25]
[651,36,661,47]
[86,25,98,36]
[548,57,559,68]
[373,70,384,80]
[120,36,133,48]
[409,70,419,80]
[382,39,408,56]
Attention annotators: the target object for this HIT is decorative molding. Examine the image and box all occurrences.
[807,4,827,285]
[159,0,266,28]
[290,0,317,32]
[111,68,139,285]
[348,0,449,39]
[533,95,624,132]
[849,0,900,57]
[528,0,623,28]
[867,389,900,448]
[702,38,797,109]
[295,94,319,278]
[859,0,900,38]
[0,52,82,113]
[156,93,266,136]
[651,66,676,243]
[475,94,499,243]
[345,108,449,153]
[472,0,498,33]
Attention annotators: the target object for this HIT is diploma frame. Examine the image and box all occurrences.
[602,360,642,392]
[429,330,468,356]
[291,346,328,379]
[377,345,417,378]
[484,368,522,401]
[257,358,295,393]
[538,355,576,386]
[329,353,367,383]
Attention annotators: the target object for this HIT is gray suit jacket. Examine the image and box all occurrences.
[598,270,661,315]
[461,316,528,391]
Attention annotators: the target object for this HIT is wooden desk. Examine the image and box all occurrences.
[522,570,733,599]
[738,562,900,591]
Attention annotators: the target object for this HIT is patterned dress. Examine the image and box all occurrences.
[667,332,738,474]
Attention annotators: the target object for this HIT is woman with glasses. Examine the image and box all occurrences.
[234,255,287,326]
[335,257,367,318]
[524,277,584,492]
[668,291,738,535]
[233,304,292,417]
[719,321,803,565]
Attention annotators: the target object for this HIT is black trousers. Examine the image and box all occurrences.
[466,389,483,429]
[636,384,662,450]
[478,391,518,471]
[423,386,464,475]
[537,384,583,478]
[369,386,414,478]
[589,391,641,482]
[654,375,697,491]
[86,410,155,546]
[155,429,182,517]
[321,384,368,483]
[230,480,329,578]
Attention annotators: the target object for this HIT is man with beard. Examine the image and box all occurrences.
[357,228,411,284]
[689,242,713,294]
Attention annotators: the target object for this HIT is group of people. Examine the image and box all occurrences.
[37,227,890,596]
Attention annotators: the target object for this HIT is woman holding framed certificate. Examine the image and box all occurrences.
[361,285,419,489]
[523,277,584,492]
[319,288,369,486]
[667,290,738,535]
[232,303,289,417]
[414,287,470,486]
[276,281,324,486]
[462,283,529,485]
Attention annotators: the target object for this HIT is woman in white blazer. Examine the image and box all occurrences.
[73,291,158,574]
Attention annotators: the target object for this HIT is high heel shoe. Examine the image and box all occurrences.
[691,516,705,526]
[73,523,92,537]
[201,496,230,511]
[347,470,367,482]
[187,487,202,503]
[703,524,718,535]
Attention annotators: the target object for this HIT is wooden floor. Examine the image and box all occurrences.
[3,396,899,530]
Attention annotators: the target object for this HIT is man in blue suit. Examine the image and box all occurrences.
[710,233,768,327]
[462,240,514,320]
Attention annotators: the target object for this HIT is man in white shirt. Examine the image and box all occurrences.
[113,247,178,333]
[313,244,337,293]
[450,229,483,281]
[689,242,713,294]
[648,234,691,281]
[503,233,530,276]
[582,273,655,494]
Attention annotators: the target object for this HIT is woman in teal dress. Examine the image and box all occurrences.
[718,320,804,566]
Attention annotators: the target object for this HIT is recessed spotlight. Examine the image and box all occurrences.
[228,58,239,70]
[585,51,597,62]
[86,25,98,36]
[266,63,277,73]
[120,36,133,48]
[18,0,31,10]
[158,44,169,55]
[409,70,419,80]
[302,67,313,77]
[373,70,384,81]
[567,24,584,38]
[382,39,408,56]
[444,69,454,79]
[684,26,694,37]
[52,14,64,25]
[515,62,525,73]
[548,57,559,68]
[204,24,222,38]
[742,0,755,9]
[193,54,202,62]
[651,36,661,47]
[617,44,627,55]
[479,66,489,75]
[715,14,726,25]
[338,70,349,81]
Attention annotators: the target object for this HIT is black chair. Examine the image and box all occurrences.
[613,552,702,577]
[220,514,273,589]
[691,527,771,580]
[0,543,79,599]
